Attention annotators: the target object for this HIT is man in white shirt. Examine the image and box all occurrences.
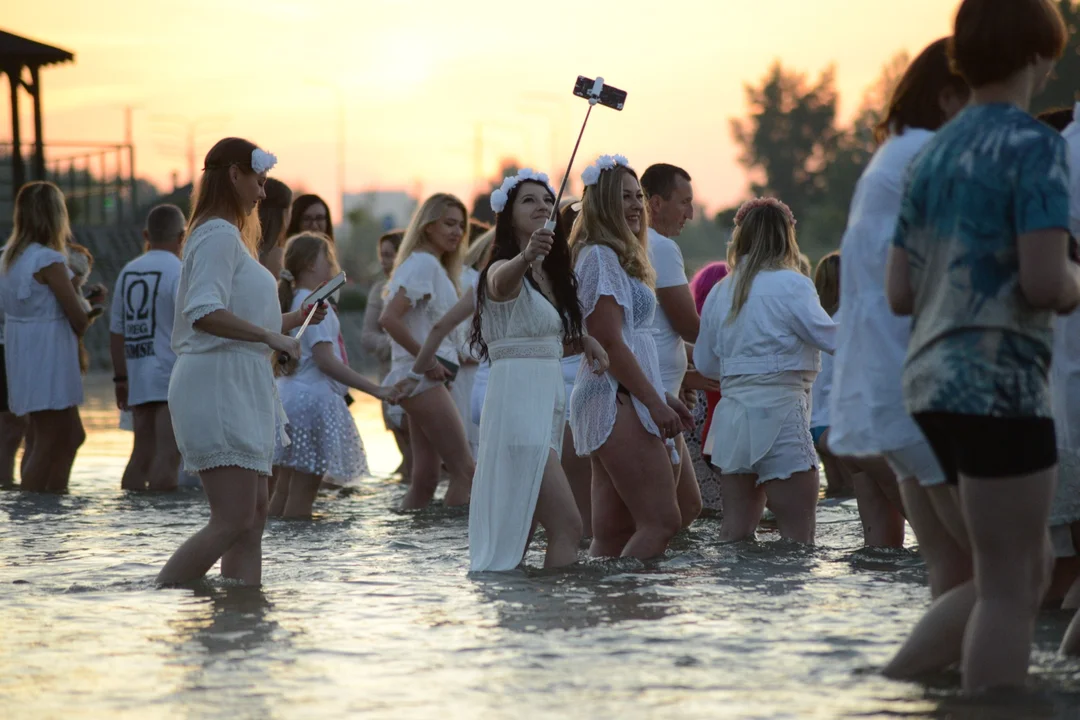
[641,163,711,527]
[109,204,185,491]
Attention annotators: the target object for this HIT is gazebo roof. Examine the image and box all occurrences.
[0,29,74,68]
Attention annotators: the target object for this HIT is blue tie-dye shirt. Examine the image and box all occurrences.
[892,103,1070,418]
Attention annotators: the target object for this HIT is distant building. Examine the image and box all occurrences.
[342,191,417,233]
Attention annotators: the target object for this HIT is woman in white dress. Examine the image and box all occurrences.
[398,171,607,570]
[827,38,972,597]
[0,181,107,492]
[569,155,693,559]
[157,138,325,586]
[379,194,475,509]
[694,198,836,544]
[451,225,492,459]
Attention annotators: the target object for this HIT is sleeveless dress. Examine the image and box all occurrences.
[168,219,287,476]
[469,282,566,572]
[569,244,672,457]
[0,243,83,415]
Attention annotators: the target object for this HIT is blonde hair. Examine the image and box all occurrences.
[394,193,468,293]
[278,232,340,312]
[798,253,812,277]
[463,227,495,269]
[726,203,801,321]
[814,251,841,316]
[2,181,72,273]
[569,165,654,286]
[186,137,263,258]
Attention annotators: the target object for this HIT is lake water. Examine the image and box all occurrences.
[3,374,1080,719]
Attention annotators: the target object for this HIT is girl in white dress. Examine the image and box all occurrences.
[694,197,836,544]
[379,194,475,510]
[397,170,607,570]
[828,38,972,604]
[0,182,107,492]
[269,233,398,518]
[569,155,693,560]
[157,138,325,586]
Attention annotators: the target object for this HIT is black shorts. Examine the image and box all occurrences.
[913,412,1057,484]
[0,344,8,414]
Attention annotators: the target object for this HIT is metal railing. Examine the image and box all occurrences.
[0,141,137,226]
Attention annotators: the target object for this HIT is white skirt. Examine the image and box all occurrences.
[274,383,368,482]
[169,347,285,476]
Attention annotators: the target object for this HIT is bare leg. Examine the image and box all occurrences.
[592,399,681,560]
[900,480,971,598]
[0,412,27,486]
[400,386,474,508]
[762,469,820,544]
[267,467,290,517]
[884,580,976,679]
[674,435,702,529]
[718,473,767,542]
[220,475,270,585]
[853,469,906,548]
[589,456,634,557]
[21,408,84,493]
[392,426,412,481]
[818,431,855,498]
[156,468,263,585]
[531,449,584,568]
[122,405,155,491]
[561,423,592,538]
[147,404,180,492]
[282,471,322,519]
[961,469,1055,693]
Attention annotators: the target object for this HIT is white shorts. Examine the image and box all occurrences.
[882,440,947,488]
[715,393,817,485]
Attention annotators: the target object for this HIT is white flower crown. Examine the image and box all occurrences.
[251,148,278,174]
[581,154,631,187]
[489,168,556,214]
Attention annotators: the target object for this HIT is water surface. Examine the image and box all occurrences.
[3,374,1080,719]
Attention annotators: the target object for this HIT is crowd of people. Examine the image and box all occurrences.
[4,0,1080,695]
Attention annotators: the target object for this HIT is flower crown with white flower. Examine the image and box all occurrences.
[581,154,631,188]
[489,168,557,214]
[204,147,278,174]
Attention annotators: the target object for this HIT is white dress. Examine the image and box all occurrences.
[570,244,670,456]
[0,243,83,415]
[470,282,566,572]
[168,219,286,476]
[274,291,368,483]
[382,252,460,409]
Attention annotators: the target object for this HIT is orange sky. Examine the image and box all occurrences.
[4,0,956,220]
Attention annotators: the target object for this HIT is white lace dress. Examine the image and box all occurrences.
[569,244,670,455]
[470,282,566,572]
[0,243,83,415]
[168,219,287,476]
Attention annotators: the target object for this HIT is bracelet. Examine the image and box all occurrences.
[113,376,127,384]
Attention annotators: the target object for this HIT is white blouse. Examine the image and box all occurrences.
[827,130,934,457]
[386,252,460,371]
[693,269,836,381]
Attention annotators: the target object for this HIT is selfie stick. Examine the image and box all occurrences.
[538,77,607,261]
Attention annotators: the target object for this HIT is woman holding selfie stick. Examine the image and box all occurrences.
[157,137,325,586]
[379,193,475,510]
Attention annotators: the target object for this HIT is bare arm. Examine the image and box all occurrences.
[379,289,424,358]
[312,343,389,399]
[38,262,92,336]
[1017,229,1080,313]
[655,284,700,342]
[885,246,914,316]
[487,228,552,301]
[410,292,475,374]
[109,332,128,409]
[360,285,391,362]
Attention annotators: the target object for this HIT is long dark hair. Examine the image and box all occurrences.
[286,194,334,241]
[258,178,292,261]
[875,38,970,143]
[469,179,583,360]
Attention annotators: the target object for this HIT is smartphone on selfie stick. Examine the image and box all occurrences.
[537,76,628,260]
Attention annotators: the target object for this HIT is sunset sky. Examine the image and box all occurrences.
[4,0,955,220]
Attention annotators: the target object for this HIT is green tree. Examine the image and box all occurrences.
[471,159,520,224]
[1036,0,1080,112]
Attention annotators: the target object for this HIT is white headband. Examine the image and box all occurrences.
[251,148,277,174]
[489,168,557,214]
[581,154,631,187]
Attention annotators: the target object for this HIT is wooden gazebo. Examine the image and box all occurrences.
[0,29,74,199]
